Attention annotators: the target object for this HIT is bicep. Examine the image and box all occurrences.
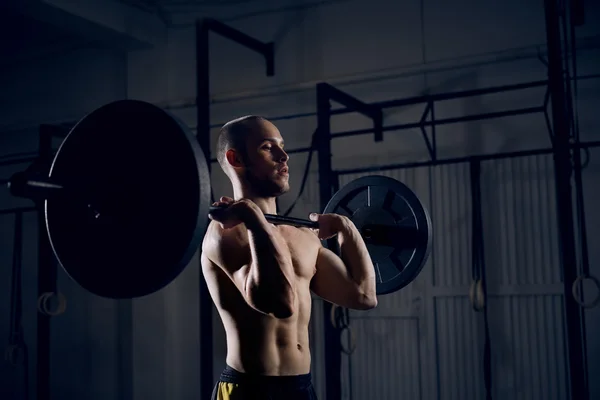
[310,246,363,308]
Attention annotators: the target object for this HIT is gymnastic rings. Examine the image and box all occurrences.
[339,326,356,355]
[469,279,486,312]
[330,304,350,329]
[37,291,67,316]
[330,305,356,355]
[572,275,600,309]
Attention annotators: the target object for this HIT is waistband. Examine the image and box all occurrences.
[219,365,312,390]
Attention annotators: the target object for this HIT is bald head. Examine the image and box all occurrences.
[217,115,266,176]
[216,115,290,197]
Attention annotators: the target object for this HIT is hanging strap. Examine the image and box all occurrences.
[469,160,492,400]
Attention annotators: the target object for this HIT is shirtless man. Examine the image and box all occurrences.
[201,116,378,399]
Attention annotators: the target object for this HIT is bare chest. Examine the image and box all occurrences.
[278,226,319,279]
[238,225,319,280]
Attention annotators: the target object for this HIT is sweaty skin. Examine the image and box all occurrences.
[201,118,377,376]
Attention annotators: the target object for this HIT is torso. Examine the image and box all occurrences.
[203,222,321,376]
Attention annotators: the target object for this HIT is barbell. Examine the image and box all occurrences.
[7,100,433,299]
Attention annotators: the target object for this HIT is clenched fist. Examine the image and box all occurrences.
[308,213,350,240]
[209,197,262,229]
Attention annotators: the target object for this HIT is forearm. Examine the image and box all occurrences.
[337,218,377,299]
[244,214,296,317]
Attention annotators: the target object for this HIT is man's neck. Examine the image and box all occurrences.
[233,187,277,215]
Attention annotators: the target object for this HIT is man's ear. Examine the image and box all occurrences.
[225,149,244,169]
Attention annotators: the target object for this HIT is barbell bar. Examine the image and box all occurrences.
[7,100,432,299]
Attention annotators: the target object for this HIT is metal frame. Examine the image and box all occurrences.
[0,127,70,400]
[316,81,395,400]
[34,125,55,400]
[335,140,600,175]
[315,86,599,400]
[2,124,134,400]
[14,124,67,400]
[195,18,274,399]
[314,80,542,400]
[543,0,587,398]
[330,79,550,164]
[312,2,594,399]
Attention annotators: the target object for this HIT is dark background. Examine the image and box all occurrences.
[0,0,599,399]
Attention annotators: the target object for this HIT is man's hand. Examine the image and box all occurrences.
[309,212,378,309]
[209,197,262,229]
[309,213,349,240]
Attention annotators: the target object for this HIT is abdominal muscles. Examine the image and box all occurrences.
[222,283,313,376]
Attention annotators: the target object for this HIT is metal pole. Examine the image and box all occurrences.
[316,83,342,400]
[334,141,600,175]
[196,19,214,400]
[543,0,588,398]
[329,106,544,139]
[36,126,56,400]
[0,206,37,216]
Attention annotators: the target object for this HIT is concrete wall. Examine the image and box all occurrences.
[1,0,599,399]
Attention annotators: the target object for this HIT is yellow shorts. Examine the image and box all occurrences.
[211,365,317,400]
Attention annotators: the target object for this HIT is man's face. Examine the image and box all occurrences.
[240,119,290,197]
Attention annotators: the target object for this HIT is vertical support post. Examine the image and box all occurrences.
[194,18,274,397]
[316,83,341,400]
[117,299,133,400]
[430,101,437,161]
[196,19,214,400]
[36,125,56,400]
[543,0,588,399]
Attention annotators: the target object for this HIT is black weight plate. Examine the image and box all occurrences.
[323,175,432,294]
[45,100,211,298]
